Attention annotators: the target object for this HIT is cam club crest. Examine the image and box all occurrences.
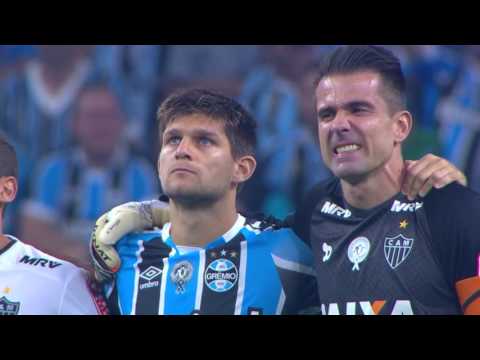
[0,296,20,315]
[170,261,193,294]
[384,234,414,269]
[348,237,370,271]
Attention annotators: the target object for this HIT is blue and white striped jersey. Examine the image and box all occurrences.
[107,214,319,315]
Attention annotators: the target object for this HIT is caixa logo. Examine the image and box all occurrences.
[205,259,238,293]
[321,300,413,315]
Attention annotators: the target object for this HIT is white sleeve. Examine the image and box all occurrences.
[58,269,106,315]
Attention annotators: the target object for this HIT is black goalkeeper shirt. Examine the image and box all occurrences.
[293,178,480,315]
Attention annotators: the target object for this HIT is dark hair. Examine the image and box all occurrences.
[315,45,407,114]
[157,89,257,159]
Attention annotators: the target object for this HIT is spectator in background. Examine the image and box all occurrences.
[0,45,97,233]
[93,45,168,160]
[238,45,316,217]
[165,45,258,97]
[293,61,332,204]
[0,46,97,170]
[0,45,37,80]
[437,45,480,192]
[19,82,157,270]
[400,45,462,160]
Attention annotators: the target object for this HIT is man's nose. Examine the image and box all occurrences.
[175,138,193,159]
[330,111,352,132]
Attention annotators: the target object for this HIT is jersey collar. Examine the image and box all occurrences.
[161,214,246,254]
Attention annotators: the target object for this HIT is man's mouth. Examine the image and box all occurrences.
[334,144,361,155]
[171,168,196,174]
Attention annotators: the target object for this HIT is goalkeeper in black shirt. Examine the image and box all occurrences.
[293,45,480,315]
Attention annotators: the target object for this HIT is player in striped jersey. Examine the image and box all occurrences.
[94,89,319,315]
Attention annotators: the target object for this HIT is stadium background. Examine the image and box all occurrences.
[0,45,478,259]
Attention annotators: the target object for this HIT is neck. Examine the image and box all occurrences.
[169,192,239,248]
[341,150,405,209]
[0,218,11,251]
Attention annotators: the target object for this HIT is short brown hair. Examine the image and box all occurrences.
[157,89,257,159]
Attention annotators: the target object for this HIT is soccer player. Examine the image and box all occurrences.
[94,89,319,315]
[0,135,107,315]
[292,45,479,315]
[92,80,465,314]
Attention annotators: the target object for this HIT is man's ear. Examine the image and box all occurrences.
[0,177,18,204]
[233,155,257,185]
[393,111,413,144]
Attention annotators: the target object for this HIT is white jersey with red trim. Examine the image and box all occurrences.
[0,236,105,315]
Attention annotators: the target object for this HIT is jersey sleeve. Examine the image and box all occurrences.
[59,268,108,315]
[423,183,480,314]
[270,229,321,314]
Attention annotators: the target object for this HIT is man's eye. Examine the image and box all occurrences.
[318,112,334,122]
[166,136,181,145]
[198,137,213,145]
[352,107,369,114]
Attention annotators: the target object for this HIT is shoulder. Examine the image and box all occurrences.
[13,241,87,285]
[299,177,339,212]
[116,230,163,251]
[242,222,314,265]
[293,176,339,243]
[423,183,480,219]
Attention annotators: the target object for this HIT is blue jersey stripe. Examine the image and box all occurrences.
[116,238,143,315]
[240,229,282,315]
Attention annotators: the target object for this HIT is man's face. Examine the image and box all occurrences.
[315,71,398,183]
[74,89,124,159]
[159,115,238,205]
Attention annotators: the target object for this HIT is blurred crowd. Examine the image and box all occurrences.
[0,45,479,259]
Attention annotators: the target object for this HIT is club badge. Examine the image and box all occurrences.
[348,237,370,271]
[0,296,20,315]
[170,261,193,294]
[384,234,414,269]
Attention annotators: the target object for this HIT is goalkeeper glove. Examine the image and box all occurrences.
[90,200,170,282]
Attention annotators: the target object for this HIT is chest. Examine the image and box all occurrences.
[0,271,60,315]
[309,205,459,314]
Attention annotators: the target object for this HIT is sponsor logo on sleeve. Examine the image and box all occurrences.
[390,200,423,213]
[321,201,352,218]
[19,255,62,269]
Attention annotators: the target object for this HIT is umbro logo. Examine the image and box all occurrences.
[140,266,162,281]
[321,201,352,218]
